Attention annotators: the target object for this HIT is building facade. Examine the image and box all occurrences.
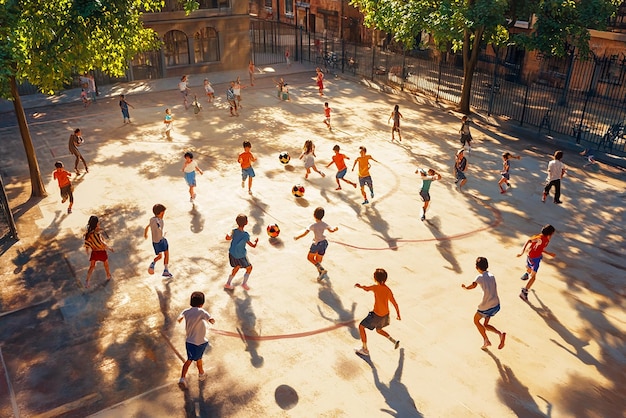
[135,0,250,80]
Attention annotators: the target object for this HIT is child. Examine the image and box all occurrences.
[323,102,332,131]
[238,141,256,194]
[119,95,133,124]
[80,89,91,108]
[294,207,338,280]
[248,60,256,86]
[274,77,289,101]
[179,75,190,109]
[461,257,506,350]
[354,268,401,356]
[316,67,324,96]
[460,116,472,153]
[234,76,244,109]
[299,140,325,179]
[177,291,215,389]
[143,204,172,278]
[416,168,441,221]
[326,145,356,190]
[542,150,566,204]
[454,149,468,191]
[498,152,521,193]
[517,224,556,302]
[285,48,291,68]
[163,108,173,139]
[352,146,378,205]
[53,161,73,214]
[226,81,238,116]
[84,215,114,288]
[68,128,88,175]
[224,214,258,290]
[388,105,403,141]
[204,79,214,103]
[182,152,203,202]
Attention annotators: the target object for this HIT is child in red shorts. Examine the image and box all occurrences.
[84,215,114,288]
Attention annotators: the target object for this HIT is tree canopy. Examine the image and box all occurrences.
[350,0,620,112]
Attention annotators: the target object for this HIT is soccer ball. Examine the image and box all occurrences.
[279,152,290,164]
[266,224,280,238]
[292,185,305,197]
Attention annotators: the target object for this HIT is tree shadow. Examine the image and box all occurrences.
[11,195,42,220]
[317,282,359,339]
[358,348,422,417]
[423,216,462,273]
[484,350,549,417]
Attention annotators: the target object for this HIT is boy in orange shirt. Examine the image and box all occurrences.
[53,161,74,214]
[354,268,401,356]
[326,145,357,190]
[238,141,257,194]
[323,102,332,131]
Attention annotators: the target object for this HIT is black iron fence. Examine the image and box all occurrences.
[251,19,626,154]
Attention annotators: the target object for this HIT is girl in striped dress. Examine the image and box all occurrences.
[84,215,114,288]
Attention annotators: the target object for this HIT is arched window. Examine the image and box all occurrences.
[194,27,220,63]
[164,30,189,66]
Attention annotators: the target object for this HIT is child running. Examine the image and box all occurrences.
[294,207,338,281]
[177,291,215,389]
[542,150,566,204]
[163,108,173,139]
[84,215,114,288]
[323,102,332,131]
[119,95,134,124]
[388,105,403,141]
[53,161,74,214]
[238,141,256,194]
[144,204,172,278]
[224,214,258,290]
[454,149,468,192]
[354,268,401,356]
[498,152,521,193]
[352,146,378,205]
[179,75,190,109]
[460,116,472,153]
[462,257,506,350]
[204,79,214,103]
[316,67,325,96]
[517,224,556,302]
[326,145,357,190]
[299,140,325,179]
[416,167,441,221]
[182,152,203,202]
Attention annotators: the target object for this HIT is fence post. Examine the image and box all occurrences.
[576,58,599,144]
[520,81,530,127]
[487,47,499,116]
[436,57,443,102]
[371,45,375,81]
[401,47,406,92]
[558,46,576,106]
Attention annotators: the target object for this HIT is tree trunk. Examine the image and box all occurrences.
[9,76,47,198]
[459,26,484,114]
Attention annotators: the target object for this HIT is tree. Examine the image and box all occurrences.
[0,0,197,198]
[351,0,619,114]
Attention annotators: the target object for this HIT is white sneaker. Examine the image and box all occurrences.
[198,373,206,382]
[355,347,369,356]
[178,377,187,389]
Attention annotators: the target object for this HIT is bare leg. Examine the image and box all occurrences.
[473,312,491,348]
[181,359,192,378]
[103,260,112,280]
[359,324,368,349]
[196,359,204,375]
[85,260,97,287]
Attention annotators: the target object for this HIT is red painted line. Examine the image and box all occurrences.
[211,320,355,341]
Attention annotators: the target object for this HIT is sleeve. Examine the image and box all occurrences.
[177,309,186,321]
[202,309,211,321]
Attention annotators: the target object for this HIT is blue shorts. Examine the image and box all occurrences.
[185,341,208,361]
[309,239,328,256]
[455,170,466,182]
[242,167,255,181]
[501,172,510,180]
[152,238,169,255]
[419,190,430,202]
[526,256,543,272]
[184,171,196,187]
[477,304,500,318]
[359,176,373,188]
[336,168,347,179]
[360,311,390,330]
[229,253,251,268]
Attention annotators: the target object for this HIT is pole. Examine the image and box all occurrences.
[576,58,598,144]
[520,80,530,127]
[0,175,19,240]
[487,46,499,116]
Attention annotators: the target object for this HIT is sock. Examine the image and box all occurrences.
[388,336,396,344]
[314,262,322,272]
[164,264,169,271]
[242,273,250,284]
[226,274,234,285]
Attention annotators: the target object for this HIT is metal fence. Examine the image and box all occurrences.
[251,19,626,154]
[0,176,18,242]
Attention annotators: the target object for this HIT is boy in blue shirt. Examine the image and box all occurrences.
[224,214,258,290]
